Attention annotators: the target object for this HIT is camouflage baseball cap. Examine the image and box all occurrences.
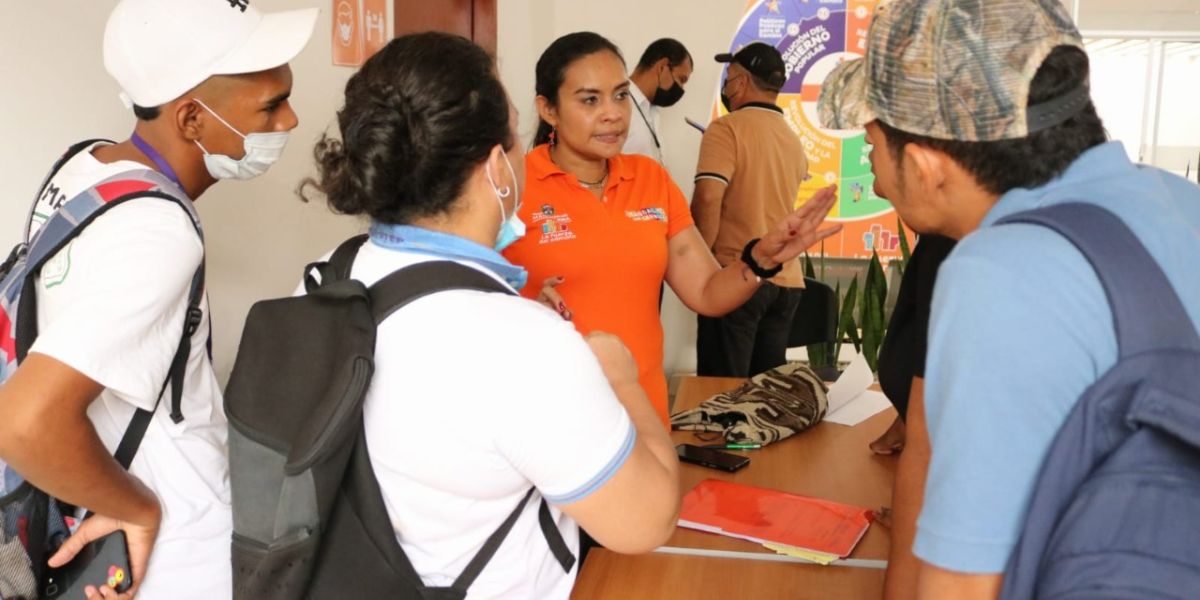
[818,0,1087,141]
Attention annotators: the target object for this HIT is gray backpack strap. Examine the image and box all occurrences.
[365,262,576,593]
[304,234,368,293]
[16,170,205,469]
[998,203,1200,443]
[369,260,512,323]
[112,261,204,470]
[997,203,1200,357]
[21,139,112,243]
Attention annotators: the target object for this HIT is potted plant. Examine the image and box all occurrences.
[803,218,911,377]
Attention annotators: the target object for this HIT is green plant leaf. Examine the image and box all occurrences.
[870,251,887,308]
[819,239,826,281]
[805,265,830,367]
[833,279,841,330]
[807,343,827,368]
[845,315,862,352]
[897,216,911,275]
[862,285,884,372]
[828,279,842,360]
[859,251,888,373]
[838,276,861,353]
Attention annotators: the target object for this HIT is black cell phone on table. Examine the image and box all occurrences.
[43,530,133,598]
[676,443,750,472]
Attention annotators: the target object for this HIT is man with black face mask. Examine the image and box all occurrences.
[692,42,813,378]
[625,38,693,165]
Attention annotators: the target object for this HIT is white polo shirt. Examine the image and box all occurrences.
[338,240,636,599]
[29,143,232,599]
[624,83,664,164]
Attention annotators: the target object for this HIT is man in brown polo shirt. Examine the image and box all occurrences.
[691,42,809,377]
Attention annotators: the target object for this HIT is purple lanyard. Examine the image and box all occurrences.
[130,133,186,194]
[130,133,209,355]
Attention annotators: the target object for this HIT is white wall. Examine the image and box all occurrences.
[1078,0,1200,32]
[0,1,363,385]
[4,3,1195,391]
[1,0,751,387]
[497,0,747,378]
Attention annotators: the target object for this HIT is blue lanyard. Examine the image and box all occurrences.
[130,133,186,193]
[368,223,528,291]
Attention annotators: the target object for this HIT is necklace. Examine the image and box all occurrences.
[577,168,608,189]
[549,146,608,190]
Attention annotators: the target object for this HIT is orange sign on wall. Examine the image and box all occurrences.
[333,0,392,66]
[362,0,390,59]
[332,0,363,66]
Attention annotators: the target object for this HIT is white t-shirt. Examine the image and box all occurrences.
[333,240,635,600]
[624,83,664,164]
[28,143,232,598]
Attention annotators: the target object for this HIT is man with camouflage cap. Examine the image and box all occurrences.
[819,0,1200,597]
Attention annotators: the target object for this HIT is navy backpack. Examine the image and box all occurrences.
[998,203,1200,599]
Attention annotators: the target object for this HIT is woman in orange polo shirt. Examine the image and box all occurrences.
[503,32,840,427]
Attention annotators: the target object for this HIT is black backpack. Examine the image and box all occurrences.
[225,235,575,600]
[998,204,1200,599]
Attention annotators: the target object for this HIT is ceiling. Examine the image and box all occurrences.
[1086,38,1200,61]
[1075,0,1200,33]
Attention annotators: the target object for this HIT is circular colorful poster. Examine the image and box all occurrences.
[716,0,911,259]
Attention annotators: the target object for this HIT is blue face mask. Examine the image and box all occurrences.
[488,152,525,252]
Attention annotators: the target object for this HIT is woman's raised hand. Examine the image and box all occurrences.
[755,184,843,266]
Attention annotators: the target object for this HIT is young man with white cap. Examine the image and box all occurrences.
[819,0,1200,598]
[0,0,316,597]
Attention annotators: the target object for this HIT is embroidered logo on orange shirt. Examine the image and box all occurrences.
[533,210,576,244]
[625,207,667,223]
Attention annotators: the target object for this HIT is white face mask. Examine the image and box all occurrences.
[486,151,525,252]
[193,98,290,180]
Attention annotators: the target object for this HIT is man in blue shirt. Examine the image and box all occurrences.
[818,1,1200,598]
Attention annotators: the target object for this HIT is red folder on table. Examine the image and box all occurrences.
[677,479,873,558]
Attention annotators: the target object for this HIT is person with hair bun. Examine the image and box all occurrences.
[300,32,680,598]
[503,32,841,427]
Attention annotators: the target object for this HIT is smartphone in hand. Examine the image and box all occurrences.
[44,530,133,598]
[676,443,750,472]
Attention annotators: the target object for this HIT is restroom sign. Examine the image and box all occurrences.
[332,0,391,66]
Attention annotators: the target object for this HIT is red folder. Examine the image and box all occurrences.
[677,479,873,557]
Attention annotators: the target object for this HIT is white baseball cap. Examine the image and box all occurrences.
[104,0,319,108]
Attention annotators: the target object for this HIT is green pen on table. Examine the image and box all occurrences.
[703,443,762,450]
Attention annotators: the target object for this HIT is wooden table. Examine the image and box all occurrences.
[570,551,887,600]
[571,376,898,599]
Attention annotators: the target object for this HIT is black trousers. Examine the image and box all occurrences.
[696,283,803,377]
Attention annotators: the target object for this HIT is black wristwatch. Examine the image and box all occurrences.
[741,238,783,279]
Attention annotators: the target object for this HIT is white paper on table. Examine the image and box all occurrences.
[824,390,893,426]
[823,352,873,415]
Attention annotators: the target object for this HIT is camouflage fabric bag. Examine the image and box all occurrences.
[670,363,828,445]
